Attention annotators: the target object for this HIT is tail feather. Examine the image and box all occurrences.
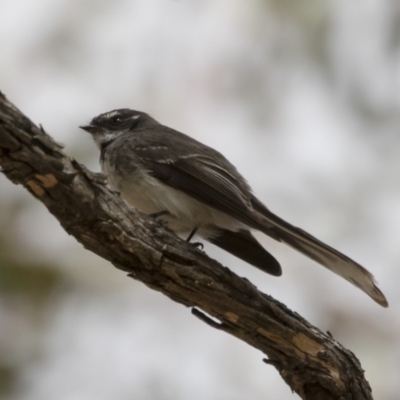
[250,197,388,307]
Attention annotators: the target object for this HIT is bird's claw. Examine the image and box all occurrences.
[191,242,204,250]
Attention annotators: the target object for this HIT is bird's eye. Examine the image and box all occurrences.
[110,116,122,124]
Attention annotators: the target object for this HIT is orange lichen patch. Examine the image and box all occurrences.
[224,312,239,323]
[258,328,345,389]
[35,173,58,188]
[292,332,324,357]
[257,328,286,347]
[26,180,45,197]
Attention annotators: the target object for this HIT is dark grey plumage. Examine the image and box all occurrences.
[81,109,388,307]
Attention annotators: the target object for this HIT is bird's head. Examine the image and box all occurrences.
[80,109,157,149]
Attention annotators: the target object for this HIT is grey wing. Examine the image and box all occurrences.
[119,130,257,224]
[142,150,263,228]
[135,144,282,276]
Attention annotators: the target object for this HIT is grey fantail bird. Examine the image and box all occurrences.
[80,108,388,307]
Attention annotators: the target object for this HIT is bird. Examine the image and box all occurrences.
[80,108,388,307]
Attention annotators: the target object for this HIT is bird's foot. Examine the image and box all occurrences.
[185,227,204,249]
[191,242,204,250]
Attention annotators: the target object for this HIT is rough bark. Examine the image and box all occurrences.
[0,92,374,399]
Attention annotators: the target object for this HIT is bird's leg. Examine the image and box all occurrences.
[186,227,204,250]
[186,227,198,242]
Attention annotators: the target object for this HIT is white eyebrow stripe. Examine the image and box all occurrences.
[102,111,140,120]
[104,110,121,118]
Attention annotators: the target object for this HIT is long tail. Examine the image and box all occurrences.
[250,197,388,307]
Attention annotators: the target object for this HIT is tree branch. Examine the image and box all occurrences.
[0,92,375,399]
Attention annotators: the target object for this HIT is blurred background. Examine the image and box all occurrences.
[0,0,399,399]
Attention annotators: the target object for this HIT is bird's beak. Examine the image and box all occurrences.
[80,125,98,134]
